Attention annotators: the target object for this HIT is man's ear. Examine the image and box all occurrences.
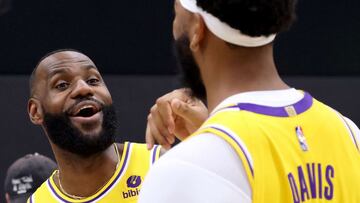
[189,13,206,52]
[28,98,43,125]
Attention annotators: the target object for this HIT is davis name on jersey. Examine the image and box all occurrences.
[288,163,334,203]
[194,91,360,202]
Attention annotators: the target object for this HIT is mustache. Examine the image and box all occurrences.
[43,104,118,157]
[65,97,105,115]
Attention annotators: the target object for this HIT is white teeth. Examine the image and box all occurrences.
[75,105,96,115]
[80,105,94,111]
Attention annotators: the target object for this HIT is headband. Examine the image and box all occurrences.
[179,0,276,47]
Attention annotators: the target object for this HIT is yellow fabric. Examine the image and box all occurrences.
[194,98,360,202]
[27,142,161,203]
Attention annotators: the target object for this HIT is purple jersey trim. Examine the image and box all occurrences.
[152,145,159,164]
[29,195,33,203]
[218,92,313,117]
[48,143,131,203]
[341,117,359,151]
[210,126,254,177]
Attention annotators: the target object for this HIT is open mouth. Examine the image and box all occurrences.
[74,105,99,117]
[68,101,102,119]
[67,101,104,129]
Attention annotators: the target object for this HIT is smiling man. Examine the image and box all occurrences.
[26,49,161,203]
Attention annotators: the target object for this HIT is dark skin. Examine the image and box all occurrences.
[28,51,124,197]
[173,0,289,112]
[145,0,290,148]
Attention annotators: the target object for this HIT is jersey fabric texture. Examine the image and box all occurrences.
[27,142,161,203]
[194,91,360,203]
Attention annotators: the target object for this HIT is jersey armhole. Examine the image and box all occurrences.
[338,114,360,152]
[194,124,255,188]
[343,117,360,151]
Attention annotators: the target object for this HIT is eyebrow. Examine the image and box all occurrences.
[47,64,98,79]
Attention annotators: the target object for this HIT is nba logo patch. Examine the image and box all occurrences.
[295,126,309,151]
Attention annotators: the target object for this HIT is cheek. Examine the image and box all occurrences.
[43,95,66,114]
[98,88,112,105]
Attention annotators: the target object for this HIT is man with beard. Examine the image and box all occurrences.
[26,49,161,203]
[139,0,360,202]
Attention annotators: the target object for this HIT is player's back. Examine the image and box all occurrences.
[197,92,360,202]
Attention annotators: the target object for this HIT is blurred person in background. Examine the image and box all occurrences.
[0,0,11,15]
[4,153,57,203]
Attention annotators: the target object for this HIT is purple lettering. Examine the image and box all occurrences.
[324,165,334,200]
[318,164,322,199]
[288,173,300,203]
[307,163,317,199]
[298,166,310,202]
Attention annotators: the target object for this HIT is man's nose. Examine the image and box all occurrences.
[70,80,94,99]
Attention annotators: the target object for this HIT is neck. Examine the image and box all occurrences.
[199,43,289,112]
[51,143,119,198]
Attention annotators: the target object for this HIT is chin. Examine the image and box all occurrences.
[79,126,103,138]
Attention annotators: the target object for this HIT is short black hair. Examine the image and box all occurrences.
[29,48,84,97]
[196,0,297,37]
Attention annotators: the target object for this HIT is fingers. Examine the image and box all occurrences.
[150,104,176,144]
[147,114,172,150]
[145,88,207,148]
[145,124,155,150]
[150,105,171,137]
[171,98,208,128]
[151,88,191,136]
[156,97,176,134]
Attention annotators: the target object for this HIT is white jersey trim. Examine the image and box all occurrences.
[335,113,360,151]
[199,123,254,176]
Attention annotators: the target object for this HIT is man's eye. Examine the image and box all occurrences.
[55,82,69,90]
[87,78,100,85]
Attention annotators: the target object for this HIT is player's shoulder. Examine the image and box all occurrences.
[342,116,360,141]
[27,177,51,202]
[115,142,147,152]
[343,117,360,130]
[158,133,240,169]
[115,142,145,155]
[139,136,251,203]
[115,142,163,158]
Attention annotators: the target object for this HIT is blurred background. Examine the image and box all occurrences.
[0,0,359,201]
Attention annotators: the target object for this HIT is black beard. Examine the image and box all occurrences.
[43,104,118,158]
[174,35,207,100]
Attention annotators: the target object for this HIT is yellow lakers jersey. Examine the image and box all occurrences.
[194,92,360,202]
[27,142,161,203]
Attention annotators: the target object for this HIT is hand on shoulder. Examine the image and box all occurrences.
[146,88,208,150]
